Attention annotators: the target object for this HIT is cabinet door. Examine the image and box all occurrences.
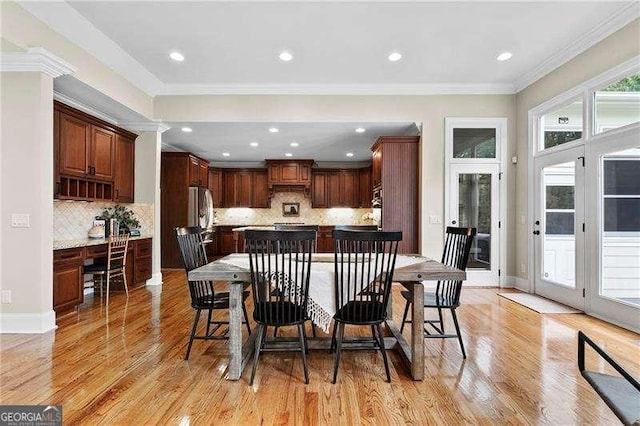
[91,126,115,180]
[189,156,200,186]
[252,170,269,208]
[223,171,238,207]
[342,170,358,207]
[208,169,223,207]
[372,147,382,187]
[280,163,300,183]
[312,172,328,208]
[236,171,253,207]
[59,112,90,177]
[359,168,372,208]
[327,172,342,207]
[54,110,61,197]
[198,160,209,187]
[114,134,135,203]
[218,228,236,255]
[299,163,312,184]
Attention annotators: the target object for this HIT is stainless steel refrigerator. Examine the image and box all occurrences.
[188,187,215,244]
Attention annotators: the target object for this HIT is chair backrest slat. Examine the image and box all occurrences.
[107,234,130,270]
[332,230,401,322]
[175,226,215,308]
[245,230,316,325]
[436,227,476,303]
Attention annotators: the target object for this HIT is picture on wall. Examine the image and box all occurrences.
[282,202,300,217]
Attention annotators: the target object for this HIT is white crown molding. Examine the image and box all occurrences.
[157,83,516,96]
[121,122,171,133]
[0,311,57,334]
[53,91,119,125]
[513,2,640,93]
[17,1,163,96]
[161,142,185,153]
[0,47,76,78]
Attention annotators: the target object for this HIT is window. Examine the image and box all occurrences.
[594,73,640,135]
[603,150,640,232]
[545,185,575,235]
[453,128,496,158]
[539,99,583,150]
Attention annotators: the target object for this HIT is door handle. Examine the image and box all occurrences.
[451,220,457,225]
[533,230,540,235]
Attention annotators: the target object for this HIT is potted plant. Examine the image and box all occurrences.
[97,205,140,235]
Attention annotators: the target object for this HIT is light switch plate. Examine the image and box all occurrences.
[429,215,442,224]
[10,213,30,228]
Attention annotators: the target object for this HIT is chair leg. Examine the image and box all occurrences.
[297,324,309,384]
[122,268,129,298]
[106,271,111,306]
[273,326,279,337]
[205,309,213,337]
[249,324,265,386]
[185,309,201,360]
[375,323,391,382]
[437,307,444,333]
[242,302,252,334]
[450,308,466,359]
[400,299,411,333]
[331,322,345,384]
[329,322,338,353]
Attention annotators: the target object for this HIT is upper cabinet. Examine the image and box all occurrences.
[54,101,137,202]
[213,168,269,208]
[188,155,209,188]
[265,160,314,195]
[311,168,365,208]
[208,168,223,208]
[358,166,372,208]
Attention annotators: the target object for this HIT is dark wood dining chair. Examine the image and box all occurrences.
[331,229,402,383]
[245,229,316,385]
[175,226,251,360]
[83,233,130,306]
[400,226,476,358]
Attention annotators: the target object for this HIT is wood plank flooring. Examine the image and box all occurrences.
[1,270,638,425]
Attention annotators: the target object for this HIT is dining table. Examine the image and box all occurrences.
[188,252,466,381]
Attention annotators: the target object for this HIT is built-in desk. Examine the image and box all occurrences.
[53,236,152,314]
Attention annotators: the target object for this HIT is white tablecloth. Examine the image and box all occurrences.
[220,253,424,332]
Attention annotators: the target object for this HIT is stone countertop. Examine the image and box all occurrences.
[53,234,153,250]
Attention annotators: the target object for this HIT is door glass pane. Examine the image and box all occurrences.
[540,99,583,150]
[453,128,496,158]
[542,162,575,287]
[594,73,640,135]
[601,147,640,306]
[458,173,491,270]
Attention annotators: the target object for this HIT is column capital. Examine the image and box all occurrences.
[0,47,76,78]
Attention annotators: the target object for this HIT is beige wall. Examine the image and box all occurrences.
[155,94,517,264]
[514,18,640,282]
[0,2,154,119]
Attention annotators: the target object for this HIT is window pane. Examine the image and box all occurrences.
[604,198,640,232]
[453,128,496,158]
[540,99,583,149]
[594,73,640,135]
[546,212,575,235]
[546,186,574,209]
[604,159,640,195]
[458,173,491,270]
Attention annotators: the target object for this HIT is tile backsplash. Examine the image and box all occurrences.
[54,201,154,241]
[215,192,376,226]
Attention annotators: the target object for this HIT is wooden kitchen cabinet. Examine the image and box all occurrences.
[312,169,359,208]
[90,126,115,181]
[216,226,238,255]
[252,169,270,208]
[114,134,135,203]
[53,247,85,314]
[311,172,328,208]
[317,226,335,253]
[358,167,372,208]
[188,155,209,188]
[208,168,223,208]
[59,112,91,178]
[198,159,209,188]
[134,238,152,284]
[223,170,253,207]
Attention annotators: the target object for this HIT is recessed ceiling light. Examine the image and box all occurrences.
[388,52,402,62]
[169,51,185,62]
[346,152,354,157]
[279,51,293,62]
[222,152,230,157]
[285,153,293,157]
[290,142,299,147]
[269,127,279,133]
[181,127,192,133]
[355,127,366,133]
[250,142,259,147]
[497,52,513,61]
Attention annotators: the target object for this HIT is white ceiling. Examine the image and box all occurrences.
[25,1,638,163]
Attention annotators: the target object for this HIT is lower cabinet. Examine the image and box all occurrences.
[53,238,153,314]
[216,226,242,255]
[317,226,335,253]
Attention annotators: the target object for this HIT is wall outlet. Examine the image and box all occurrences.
[1,290,11,304]
[520,263,527,274]
[429,215,442,224]
[10,213,30,228]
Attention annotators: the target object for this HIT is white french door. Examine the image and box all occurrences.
[533,145,585,310]
[447,163,501,285]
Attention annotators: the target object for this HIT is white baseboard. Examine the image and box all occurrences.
[145,272,163,287]
[0,310,57,334]
[505,276,531,292]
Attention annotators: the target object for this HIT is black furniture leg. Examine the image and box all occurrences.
[249,324,265,386]
[375,323,391,382]
[185,309,201,360]
[332,322,345,384]
[298,324,309,384]
[451,308,466,359]
[400,299,411,333]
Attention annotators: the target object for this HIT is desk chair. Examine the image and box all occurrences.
[400,226,476,358]
[245,229,316,385]
[331,229,402,383]
[83,233,130,306]
[175,226,252,360]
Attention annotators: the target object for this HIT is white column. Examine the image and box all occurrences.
[124,123,169,287]
[0,49,75,333]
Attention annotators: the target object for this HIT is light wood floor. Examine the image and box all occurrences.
[1,270,638,425]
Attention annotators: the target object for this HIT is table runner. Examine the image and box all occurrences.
[220,254,424,332]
